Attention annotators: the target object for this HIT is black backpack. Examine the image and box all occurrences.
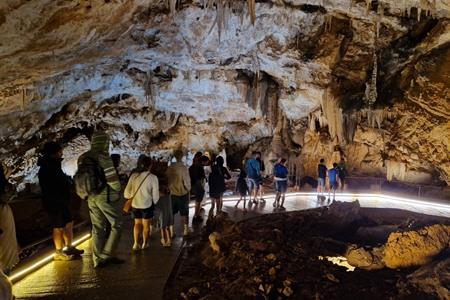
[74,156,107,199]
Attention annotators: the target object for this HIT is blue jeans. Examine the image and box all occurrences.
[87,197,122,266]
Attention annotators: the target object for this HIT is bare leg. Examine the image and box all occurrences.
[194,201,201,217]
[142,219,152,247]
[218,195,223,213]
[164,228,171,246]
[53,228,65,250]
[169,225,174,238]
[133,219,143,248]
[280,193,285,208]
[235,196,242,208]
[243,196,247,212]
[63,221,74,247]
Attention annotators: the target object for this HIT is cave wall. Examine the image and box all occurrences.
[0,0,449,188]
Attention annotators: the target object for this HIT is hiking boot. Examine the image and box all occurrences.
[54,250,75,261]
[64,246,84,256]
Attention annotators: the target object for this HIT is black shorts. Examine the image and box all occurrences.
[132,206,154,219]
[193,181,205,203]
[46,206,72,229]
[172,194,189,217]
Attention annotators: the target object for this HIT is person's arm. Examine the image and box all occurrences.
[98,155,121,191]
[183,166,191,192]
[253,160,261,177]
[124,174,134,199]
[152,176,160,204]
[223,167,231,180]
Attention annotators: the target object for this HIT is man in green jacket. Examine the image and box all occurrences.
[78,130,123,268]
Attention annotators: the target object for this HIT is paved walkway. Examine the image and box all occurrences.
[12,193,450,300]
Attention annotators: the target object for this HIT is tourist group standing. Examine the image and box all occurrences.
[31,129,350,270]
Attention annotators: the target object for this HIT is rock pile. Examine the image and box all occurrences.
[165,203,450,299]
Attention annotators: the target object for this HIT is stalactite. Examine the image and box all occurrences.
[247,0,256,25]
[324,15,333,32]
[168,0,177,15]
[386,160,407,181]
[364,52,378,107]
[320,88,345,144]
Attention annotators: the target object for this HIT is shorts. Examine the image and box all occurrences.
[248,178,261,192]
[46,206,72,229]
[172,194,189,217]
[318,177,325,187]
[132,206,154,219]
[329,181,338,190]
[209,192,223,199]
[275,180,287,193]
[193,181,205,203]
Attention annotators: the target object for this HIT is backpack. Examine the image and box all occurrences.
[74,156,107,199]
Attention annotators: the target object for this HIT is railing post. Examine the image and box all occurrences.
[418,185,421,197]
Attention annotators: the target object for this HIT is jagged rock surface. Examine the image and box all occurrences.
[0,0,449,188]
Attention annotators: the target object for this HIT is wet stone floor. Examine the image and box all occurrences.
[12,193,450,300]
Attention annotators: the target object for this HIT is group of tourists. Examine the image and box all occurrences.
[33,130,249,268]
[317,158,347,201]
[234,152,289,212]
[3,127,345,273]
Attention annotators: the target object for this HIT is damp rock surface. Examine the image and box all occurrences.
[0,1,449,189]
[164,204,450,299]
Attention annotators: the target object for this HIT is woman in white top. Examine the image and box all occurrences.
[124,156,159,251]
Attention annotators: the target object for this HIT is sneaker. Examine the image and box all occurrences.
[164,241,171,248]
[54,250,75,261]
[105,257,125,264]
[64,246,84,256]
[272,202,277,208]
[132,244,141,251]
[141,243,149,250]
[183,225,190,236]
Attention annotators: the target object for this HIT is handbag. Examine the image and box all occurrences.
[123,172,151,214]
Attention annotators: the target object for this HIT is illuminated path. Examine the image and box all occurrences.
[12,193,450,300]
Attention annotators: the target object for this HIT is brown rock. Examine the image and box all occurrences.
[383,224,450,269]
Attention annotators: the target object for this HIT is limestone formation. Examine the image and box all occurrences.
[383,224,450,269]
[0,0,448,188]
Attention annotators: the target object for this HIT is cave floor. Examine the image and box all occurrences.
[12,193,450,300]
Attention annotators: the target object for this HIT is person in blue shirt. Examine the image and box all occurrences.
[273,158,288,210]
[328,163,339,202]
[245,152,262,205]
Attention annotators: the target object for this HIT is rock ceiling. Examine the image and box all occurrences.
[0,0,449,188]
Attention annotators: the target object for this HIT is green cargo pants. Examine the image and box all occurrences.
[87,195,122,267]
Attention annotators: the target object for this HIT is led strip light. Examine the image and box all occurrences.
[9,233,91,283]
[10,191,449,283]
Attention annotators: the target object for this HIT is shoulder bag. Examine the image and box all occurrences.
[123,172,151,214]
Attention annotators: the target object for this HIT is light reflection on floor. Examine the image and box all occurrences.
[12,192,450,299]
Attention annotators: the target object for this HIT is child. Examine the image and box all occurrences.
[234,169,249,213]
